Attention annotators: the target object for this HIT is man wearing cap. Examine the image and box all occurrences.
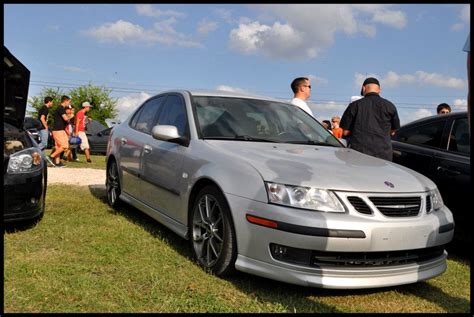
[74,101,93,163]
[340,77,400,161]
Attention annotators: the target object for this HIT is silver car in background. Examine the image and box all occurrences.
[106,90,454,289]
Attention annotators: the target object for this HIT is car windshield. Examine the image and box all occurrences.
[193,96,341,147]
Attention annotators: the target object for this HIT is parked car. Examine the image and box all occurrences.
[87,127,112,155]
[4,46,47,224]
[106,90,454,289]
[23,117,42,144]
[392,111,470,245]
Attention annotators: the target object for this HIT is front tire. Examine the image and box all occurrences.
[190,185,237,276]
[106,160,121,209]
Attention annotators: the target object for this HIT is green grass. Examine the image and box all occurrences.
[4,185,471,313]
[44,149,106,170]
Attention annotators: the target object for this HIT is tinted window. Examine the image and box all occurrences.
[155,95,188,136]
[394,120,445,149]
[448,118,470,155]
[134,96,166,134]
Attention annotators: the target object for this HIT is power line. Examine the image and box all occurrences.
[29,81,467,109]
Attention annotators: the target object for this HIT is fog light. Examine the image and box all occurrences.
[30,198,38,205]
[269,243,312,266]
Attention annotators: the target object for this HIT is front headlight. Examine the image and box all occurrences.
[265,182,345,212]
[429,188,444,212]
[7,148,43,174]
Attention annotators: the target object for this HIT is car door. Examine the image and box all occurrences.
[392,118,447,177]
[430,117,470,229]
[118,96,165,199]
[139,94,189,223]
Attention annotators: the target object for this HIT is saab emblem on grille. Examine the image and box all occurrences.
[384,181,394,188]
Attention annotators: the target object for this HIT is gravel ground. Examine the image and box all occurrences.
[47,167,106,186]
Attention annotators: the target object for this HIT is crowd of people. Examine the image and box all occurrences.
[289,75,461,162]
[37,95,93,167]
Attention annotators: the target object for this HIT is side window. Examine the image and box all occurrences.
[129,105,144,129]
[448,118,470,155]
[134,96,166,134]
[155,95,188,136]
[394,120,445,149]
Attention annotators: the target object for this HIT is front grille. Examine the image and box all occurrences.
[426,195,432,213]
[310,246,445,267]
[369,196,421,217]
[270,243,446,268]
[347,196,372,214]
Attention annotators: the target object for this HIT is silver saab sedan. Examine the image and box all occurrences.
[105,90,454,289]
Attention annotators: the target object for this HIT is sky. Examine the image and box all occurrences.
[4,3,471,125]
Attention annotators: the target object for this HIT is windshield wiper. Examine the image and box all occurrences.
[285,140,339,147]
[203,135,279,143]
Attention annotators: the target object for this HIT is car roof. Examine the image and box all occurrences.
[401,111,467,128]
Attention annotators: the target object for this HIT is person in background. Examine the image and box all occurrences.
[75,101,93,163]
[436,103,451,115]
[331,116,343,138]
[38,96,54,161]
[63,106,79,162]
[290,77,314,117]
[340,77,400,161]
[49,95,71,167]
[322,120,332,131]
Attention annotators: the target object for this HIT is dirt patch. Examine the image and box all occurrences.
[47,167,106,187]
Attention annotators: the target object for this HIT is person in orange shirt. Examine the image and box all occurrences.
[331,116,343,138]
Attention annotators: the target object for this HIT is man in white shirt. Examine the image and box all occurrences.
[290,77,314,117]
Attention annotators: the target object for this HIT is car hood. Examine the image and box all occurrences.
[205,140,434,193]
[4,46,30,129]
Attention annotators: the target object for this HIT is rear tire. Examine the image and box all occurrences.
[190,185,237,276]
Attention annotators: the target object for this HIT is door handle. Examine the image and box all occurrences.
[437,166,461,176]
[392,150,402,157]
[120,137,127,145]
[143,144,152,154]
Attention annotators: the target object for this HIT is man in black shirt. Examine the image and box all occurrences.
[49,95,71,167]
[37,96,53,152]
[340,77,400,161]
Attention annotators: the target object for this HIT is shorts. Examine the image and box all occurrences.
[78,131,90,150]
[52,130,69,151]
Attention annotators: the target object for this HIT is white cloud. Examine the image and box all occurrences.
[84,19,202,48]
[460,4,470,24]
[84,20,157,44]
[410,108,435,122]
[354,71,466,89]
[308,75,328,86]
[215,85,249,94]
[371,9,407,28]
[197,19,218,36]
[214,8,236,24]
[136,4,185,18]
[116,92,151,121]
[451,5,470,31]
[453,98,467,109]
[61,65,90,73]
[228,4,408,60]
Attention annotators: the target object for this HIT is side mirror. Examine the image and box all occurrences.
[151,125,189,146]
[97,132,103,137]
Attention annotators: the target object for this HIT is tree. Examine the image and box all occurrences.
[28,84,118,127]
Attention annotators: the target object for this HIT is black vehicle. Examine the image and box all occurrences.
[392,111,470,244]
[4,46,47,224]
[87,127,112,155]
[24,117,42,144]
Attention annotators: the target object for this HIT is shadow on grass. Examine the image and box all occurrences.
[87,185,470,313]
[87,185,341,313]
[3,215,43,234]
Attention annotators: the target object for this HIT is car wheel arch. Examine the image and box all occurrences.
[186,178,236,240]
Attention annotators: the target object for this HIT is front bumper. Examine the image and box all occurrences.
[226,192,454,289]
[4,167,47,222]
